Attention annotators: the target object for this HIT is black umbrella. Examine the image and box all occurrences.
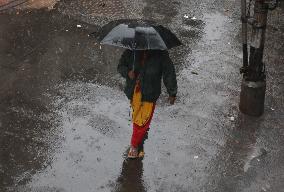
[93,19,182,70]
[96,19,182,50]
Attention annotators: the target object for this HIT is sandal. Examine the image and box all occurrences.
[138,151,145,158]
[128,146,139,159]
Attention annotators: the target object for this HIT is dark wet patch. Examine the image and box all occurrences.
[88,114,118,138]
[0,103,60,189]
[172,1,181,6]
[56,0,125,22]
[69,104,91,117]
[179,18,205,41]
[142,0,179,23]
[182,18,205,28]
[0,7,102,190]
[178,29,203,40]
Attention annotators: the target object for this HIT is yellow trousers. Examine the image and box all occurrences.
[131,83,155,127]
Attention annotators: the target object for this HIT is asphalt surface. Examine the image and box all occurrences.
[0,0,283,192]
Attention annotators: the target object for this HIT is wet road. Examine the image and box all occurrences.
[0,0,284,192]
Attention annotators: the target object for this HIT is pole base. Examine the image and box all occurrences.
[239,79,266,117]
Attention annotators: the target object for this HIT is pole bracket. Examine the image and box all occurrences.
[240,66,248,75]
[247,17,267,29]
[265,0,279,10]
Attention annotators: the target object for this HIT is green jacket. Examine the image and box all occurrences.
[117,50,177,102]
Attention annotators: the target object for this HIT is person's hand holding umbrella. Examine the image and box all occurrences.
[128,70,135,80]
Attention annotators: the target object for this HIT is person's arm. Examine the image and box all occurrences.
[162,51,177,103]
[117,50,131,78]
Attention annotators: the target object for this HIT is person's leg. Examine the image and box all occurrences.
[128,105,155,158]
[131,124,149,148]
[128,124,149,158]
[138,130,148,153]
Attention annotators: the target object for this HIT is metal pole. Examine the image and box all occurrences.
[241,0,249,72]
[239,0,269,116]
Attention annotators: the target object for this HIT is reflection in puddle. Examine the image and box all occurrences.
[113,159,146,192]
[243,147,267,172]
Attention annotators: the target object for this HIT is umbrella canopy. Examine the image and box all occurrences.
[96,19,182,50]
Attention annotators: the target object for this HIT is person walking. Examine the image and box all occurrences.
[118,49,177,158]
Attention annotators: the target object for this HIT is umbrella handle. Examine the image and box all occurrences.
[132,50,135,71]
[131,41,137,71]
